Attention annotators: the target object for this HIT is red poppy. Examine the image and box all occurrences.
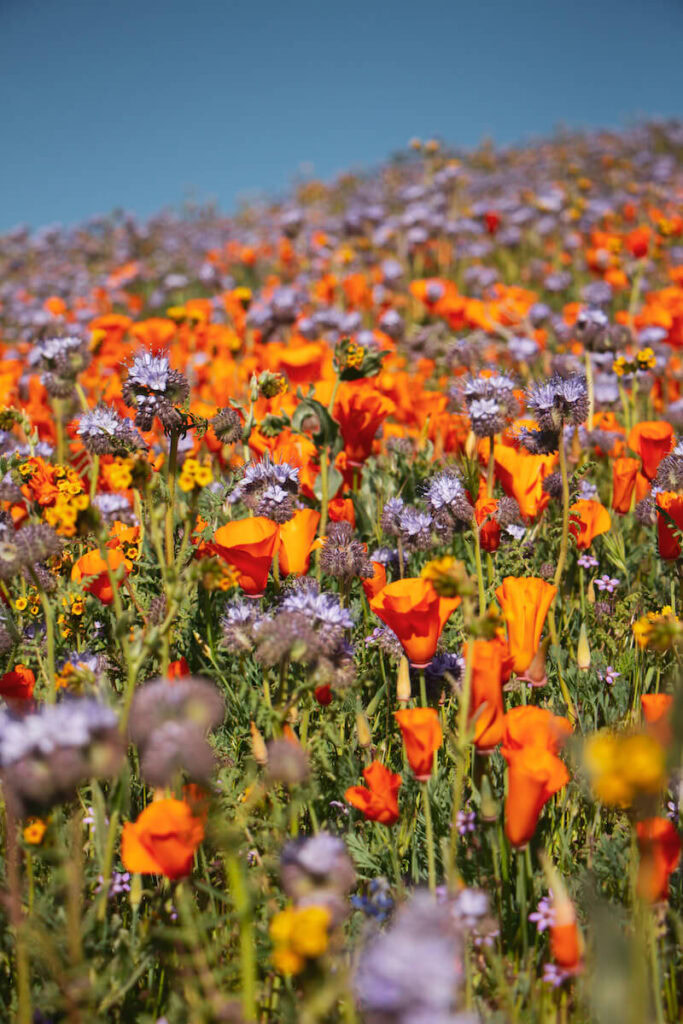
[0,664,35,701]
[636,818,681,903]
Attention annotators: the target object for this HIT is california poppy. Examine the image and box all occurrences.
[333,382,396,467]
[628,421,673,480]
[550,900,583,971]
[569,499,611,549]
[655,491,683,560]
[492,443,557,521]
[168,657,190,679]
[0,664,35,701]
[474,497,501,553]
[361,561,387,601]
[501,745,569,847]
[502,705,573,753]
[345,760,402,825]
[71,547,128,605]
[466,638,506,751]
[641,693,674,747]
[393,708,443,780]
[370,577,460,668]
[495,577,557,675]
[211,516,279,596]
[278,508,321,576]
[121,797,205,879]
[636,817,681,903]
[612,457,640,514]
[328,497,356,526]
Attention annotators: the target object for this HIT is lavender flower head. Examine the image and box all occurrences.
[78,404,146,455]
[526,374,588,431]
[122,350,190,433]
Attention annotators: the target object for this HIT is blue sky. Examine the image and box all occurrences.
[2,0,682,230]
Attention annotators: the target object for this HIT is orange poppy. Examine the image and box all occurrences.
[492,443,557,520]
[393,707,443,780]
[466,639,506,752]
[628,421,674,480]
[612,457,640,514]
[636,818,681,903]
[333,382,396,466]
[569,499,611,549]
[361,561,387,601]
[550,903,583,970]
[495,577,557,675]
[328,497,356,526]
[370,577,460,667]
[345,760,402,825]
[277,509,321,576]
[121,797,205,879]
[0,664,35,701]
[501,745,569,847]
[71,547,128,605]
[211,516,279,596]
[502,705,573,754]
[641,693,674,747]
[474,497,501,553]
[655,491,683,560]
[168,657,191,679]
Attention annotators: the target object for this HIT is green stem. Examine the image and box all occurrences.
[486,434,495,498]
[584,348,594,431]
[226,855,257,1021]
[29,570,56,701]
[165,431,179,567]
[422,781,436,892]
[553,436,570,593]
[473,523,486,614]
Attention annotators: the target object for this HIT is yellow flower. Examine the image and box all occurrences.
[23,819,47,845]
[14,597,28,612]
[584,729,666,808]
[270,905,331,974]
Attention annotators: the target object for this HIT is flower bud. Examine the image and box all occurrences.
[397,657,412,703]
[576,622,591,671]
[356,711,372,749]
[250,721,268,766]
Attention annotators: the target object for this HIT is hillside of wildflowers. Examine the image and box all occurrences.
[0,122,683,1022]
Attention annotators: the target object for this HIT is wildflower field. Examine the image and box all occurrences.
[1,123,683,1023]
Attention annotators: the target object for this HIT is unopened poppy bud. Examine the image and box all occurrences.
[576,622,590,670]
[586,578,595,604]
[397,657,412,703]
[525,637,549,687]
[465,430,477,459]
[250,721,268,766]
[129,872,143,911]
[356,711,372,749]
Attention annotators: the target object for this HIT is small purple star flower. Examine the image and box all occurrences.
[594,575,620,594]
[457,808,476,835]
[529,896,555,932]
[577,554,598,570]
[601,666,620,686]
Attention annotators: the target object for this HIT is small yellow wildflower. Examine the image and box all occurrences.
[23,819,47,845]
[584,729,666,808]
[270,904,331,975]
[14,597,28,612]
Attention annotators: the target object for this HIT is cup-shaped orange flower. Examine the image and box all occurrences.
[71,547,127,605]
[501,746,569,847]
[628,421,674,480]
[278,508,321,576]
[502,705,573,754]
[641,693,674,746]
[612,457,640,515]
[636,817,682,903]
[361,561,387,601]
[121,797,205,880]
[492,443,557,520]
[474,497,501,553]
[211,516,279,596]
[495,576,557,675]
[569,499,611,549]
[345,760,402,825]
[0,664,35,701]
[394,708,443,780]
[655,491,683,560]
[550,904,583,970]
[334,382,396,466]
[467,639,506,752]
[370,577,460,668]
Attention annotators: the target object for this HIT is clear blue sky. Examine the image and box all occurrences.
[2,0,682,231]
